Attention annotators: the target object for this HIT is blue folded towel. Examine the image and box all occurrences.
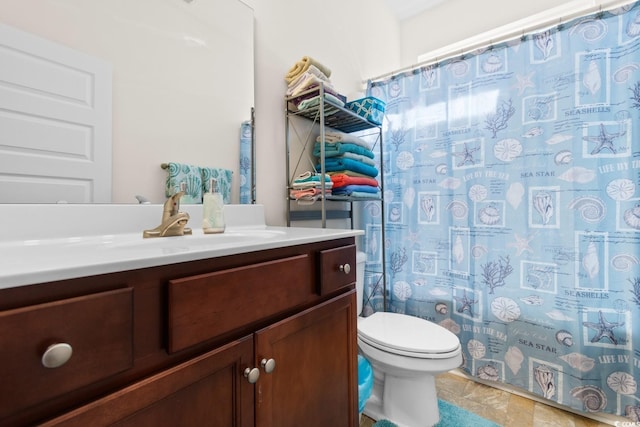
[332,184,379,195]
[313,142,375,159]
[317,158,379,177]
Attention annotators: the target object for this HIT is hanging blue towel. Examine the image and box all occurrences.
[201,167,233,204]
[239,120,252,204]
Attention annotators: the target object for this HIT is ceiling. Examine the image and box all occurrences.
[384,0,447,20]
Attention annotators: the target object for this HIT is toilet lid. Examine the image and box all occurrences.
[358,312,460,355]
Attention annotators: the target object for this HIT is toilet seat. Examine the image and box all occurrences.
[358,312,460,359]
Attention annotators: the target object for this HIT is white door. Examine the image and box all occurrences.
[0,23,112,203]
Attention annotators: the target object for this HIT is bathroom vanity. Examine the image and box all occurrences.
[0,205,362,427]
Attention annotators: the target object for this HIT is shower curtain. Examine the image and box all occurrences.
[362,2,640,420]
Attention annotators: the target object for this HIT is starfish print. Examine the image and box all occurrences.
[513,71,535,95]
[453,289,477,317]
[507,233,535,256]
[583,310,624,345]
[582,123,626,155]
[452,143,480,167]
[405,231,420,246]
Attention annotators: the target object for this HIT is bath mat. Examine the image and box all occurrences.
[372,399,502,427]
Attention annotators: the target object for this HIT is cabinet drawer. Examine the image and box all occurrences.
[318,244,356,295]
[0,287,133,418]
[168,254,312,353]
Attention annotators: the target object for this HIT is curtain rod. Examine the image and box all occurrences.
[366,0,636,84]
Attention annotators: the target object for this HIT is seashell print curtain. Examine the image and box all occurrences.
[362,2,640,420]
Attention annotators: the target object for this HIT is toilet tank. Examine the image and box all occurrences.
[356,251,366,315]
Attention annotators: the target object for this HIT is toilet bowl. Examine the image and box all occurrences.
[355,252,462,427]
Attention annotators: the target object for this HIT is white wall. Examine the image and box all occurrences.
[251,0,401,226]
[398,0,593,67]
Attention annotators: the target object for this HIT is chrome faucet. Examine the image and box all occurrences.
[143,191,192,238]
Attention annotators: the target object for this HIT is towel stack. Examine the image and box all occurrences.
[290,171,332,204]
[314,131,380,199]
[285,56,346,111]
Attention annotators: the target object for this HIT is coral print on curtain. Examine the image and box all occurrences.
[362,2,640,420]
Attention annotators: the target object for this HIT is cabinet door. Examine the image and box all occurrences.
[40,336,255,427]
[254,290,358,427]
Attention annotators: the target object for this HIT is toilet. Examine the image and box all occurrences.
[355,252,462,427]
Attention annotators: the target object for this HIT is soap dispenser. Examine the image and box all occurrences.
[203,178,225,234]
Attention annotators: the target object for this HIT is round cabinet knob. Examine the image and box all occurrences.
[260,358,276,374]
[41,343,73,368]
[243,367,260,384]
[339,263,351,275]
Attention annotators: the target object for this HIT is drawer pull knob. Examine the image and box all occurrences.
[339,263,351,274]
[261,358,276,374]
[243,367,260,384]
[41,343,73,368]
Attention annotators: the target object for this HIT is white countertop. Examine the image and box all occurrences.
[0,204,363,289]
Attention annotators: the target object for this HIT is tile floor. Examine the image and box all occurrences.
[359,370,628,427]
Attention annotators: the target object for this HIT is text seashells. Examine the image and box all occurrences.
[505,346,524,374]
[559,352,595,372]
[570,385,607,412]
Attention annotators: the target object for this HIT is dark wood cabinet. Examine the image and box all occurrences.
[0,237,357,427]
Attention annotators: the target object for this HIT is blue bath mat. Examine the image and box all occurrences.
[372,399,502,427]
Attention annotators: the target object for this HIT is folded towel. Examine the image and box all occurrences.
[292,172,332,189]
[293,171,331,183]
[330,173,379,189]
[316,130,372,150]
[313,142,375,159]
[287,72,335,97]
[296,93,344,111]
[340,152,376,166]
[164,162,202,204]
[317,158,379,178]
[289,187,331,199]
[285,56,331,83]
[332,184,380,195]
[201,167,233,204]
[287,65,330,88]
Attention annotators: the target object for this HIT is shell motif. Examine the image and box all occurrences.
[446,199,468,219]
[482,54,504,73]
[522,126,544,138]
[558,167,596,184]
[491,297,521,323]
[469,185,488,202]
[479,205,502,226]
[559,352,595,372]
[567,196,606,223]
[431,149,448,158]
[421,65,438,88]
[627,11,640,37]
[393,281,412,301]
[505,346,524,375]
[546,310,574,321]
[435,163,448,174]
[534,365,556,399]
[614,63,640,83]
[471,245,488,258]
[570,385,607,412]
[467,339,486,359]
[606,178,635,201]
[421,196,435,221]
[611,253,640,272]
[545,134,573,145]
[533,192,554,225]
[396,151,415,170]
[607,371,637,395]
[506,182,525,209]
[625,405,640,422]
[534,30,554,59]
[439,177,462,190]
[623,204,640,229]
[583,60,602,95]
[403,187,415,209]
[555,330,574,347]
[389,206,401,222]
[477,364,500,381]
[526,266,552,291]
[494,138,522,162]
[582,242,600,279]
[520,295,544,305]
[570,18,607,42]
[554,150,573,165]
[447,59,470,78]
[452,235,465,265]
[435,302,448,315]
[439,318,461,334]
